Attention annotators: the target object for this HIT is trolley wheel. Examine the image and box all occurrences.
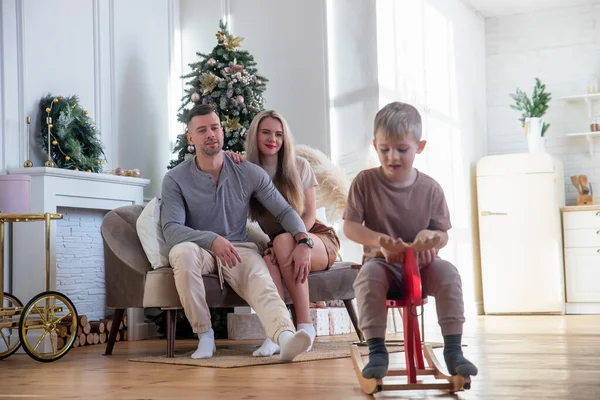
[18,291,78,362]
[1,292,23,360]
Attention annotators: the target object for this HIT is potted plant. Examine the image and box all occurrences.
[509,78,552,153]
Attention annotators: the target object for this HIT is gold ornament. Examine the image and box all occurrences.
[52,140,57,145]
[86,169,91,172]
[99,160,103,165]
[74,167,79,171]
[222,115,243,132]
[48,124,53,128]
[53,98,58,103]
[23,160,33,168]
[199,73,218,95]
[65,156,71,161]
[71,105,75,109]
[45,107,51,113]
[223,34,243,50]
[45,160,55,168]
[83,110,88,115]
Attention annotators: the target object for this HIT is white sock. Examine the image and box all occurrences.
[191,328,216,359]
[252,337,280,357]
[297,323,316,352]
[278,330,311,362]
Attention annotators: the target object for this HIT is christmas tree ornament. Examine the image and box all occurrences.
[191,93,200,102]
[199,73,218,95]
[235,95,244,104]
[187,145,195,153]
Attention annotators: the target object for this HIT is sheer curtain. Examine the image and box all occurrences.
[375,0,485,319]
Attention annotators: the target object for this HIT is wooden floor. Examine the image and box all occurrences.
[2,315,600,399]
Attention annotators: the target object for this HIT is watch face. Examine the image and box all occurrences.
[300,237,314,248]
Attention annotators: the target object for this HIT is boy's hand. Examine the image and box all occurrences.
[381,246,404,265]
[379,235,404,265]
[414,230,439,267]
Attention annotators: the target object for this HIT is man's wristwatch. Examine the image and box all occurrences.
[297,237,314,249]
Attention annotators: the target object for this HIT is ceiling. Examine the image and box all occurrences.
[464,0,600,18]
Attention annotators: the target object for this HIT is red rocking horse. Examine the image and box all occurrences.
[350,234,472,395]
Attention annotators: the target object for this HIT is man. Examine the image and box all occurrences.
[160,104,313,361]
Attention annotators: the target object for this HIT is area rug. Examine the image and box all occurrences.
[128,340,443,369]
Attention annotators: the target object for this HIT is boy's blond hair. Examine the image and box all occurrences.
[374,102,422,141]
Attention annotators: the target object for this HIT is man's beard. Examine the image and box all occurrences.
[200,140,222,156]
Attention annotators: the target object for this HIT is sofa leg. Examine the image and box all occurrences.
[343,299,364,343]
[104,308,125,355]
[166,309,176,358]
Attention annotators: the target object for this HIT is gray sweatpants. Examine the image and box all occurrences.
[353,257,465,340]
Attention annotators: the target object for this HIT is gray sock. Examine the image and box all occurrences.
[443,334,478,377]
[362,337,389,379]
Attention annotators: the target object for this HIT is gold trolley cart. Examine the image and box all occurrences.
[0,213,78,362]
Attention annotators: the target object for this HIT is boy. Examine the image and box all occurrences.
[343,101,478,379]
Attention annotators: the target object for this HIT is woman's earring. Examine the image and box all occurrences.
[187,144,195,153]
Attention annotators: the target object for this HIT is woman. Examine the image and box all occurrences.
[226,110,340,356]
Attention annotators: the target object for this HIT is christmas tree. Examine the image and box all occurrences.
[168,20,268,169]
[39,94,106,172]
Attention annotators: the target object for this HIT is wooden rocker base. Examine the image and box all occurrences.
[350,343,471,395]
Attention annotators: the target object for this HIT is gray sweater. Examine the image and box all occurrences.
[160,156,307,250]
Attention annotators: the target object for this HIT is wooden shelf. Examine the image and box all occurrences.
[566,132,600,156]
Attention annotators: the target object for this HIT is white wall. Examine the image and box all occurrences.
[0,0,178,200]
[226,0,330,153]
[325,0,380,264]
[0,0,179,293]
[486,3,600,205]
[375,0,487,316]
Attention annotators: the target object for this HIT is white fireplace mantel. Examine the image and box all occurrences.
[7,167,150,340]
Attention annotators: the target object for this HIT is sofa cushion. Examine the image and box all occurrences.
[143,261,360,310]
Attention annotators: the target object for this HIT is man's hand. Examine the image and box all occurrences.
[414,230,439,267]
[264,247,278,267]
[284,243,311,284]
[224,150,244,163]
[210,236,242,267]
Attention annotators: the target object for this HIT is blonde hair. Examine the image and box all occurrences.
[245,110,304,220]
[374,101,422,141]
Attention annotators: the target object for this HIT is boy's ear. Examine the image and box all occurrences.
[416,140,427,154]
[372,138,377,151]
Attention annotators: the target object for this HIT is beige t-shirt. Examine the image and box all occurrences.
[343,167,451,255]
[257,156,318,237]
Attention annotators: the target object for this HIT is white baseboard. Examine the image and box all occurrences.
[565,303,600,314]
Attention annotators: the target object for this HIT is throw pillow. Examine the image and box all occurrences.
[136,197,170,269]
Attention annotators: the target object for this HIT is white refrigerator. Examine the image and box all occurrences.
[476,153,566,314]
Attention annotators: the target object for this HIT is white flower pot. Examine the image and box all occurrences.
[526,117,546,153]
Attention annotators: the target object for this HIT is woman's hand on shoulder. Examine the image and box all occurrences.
[224,150,245,164]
